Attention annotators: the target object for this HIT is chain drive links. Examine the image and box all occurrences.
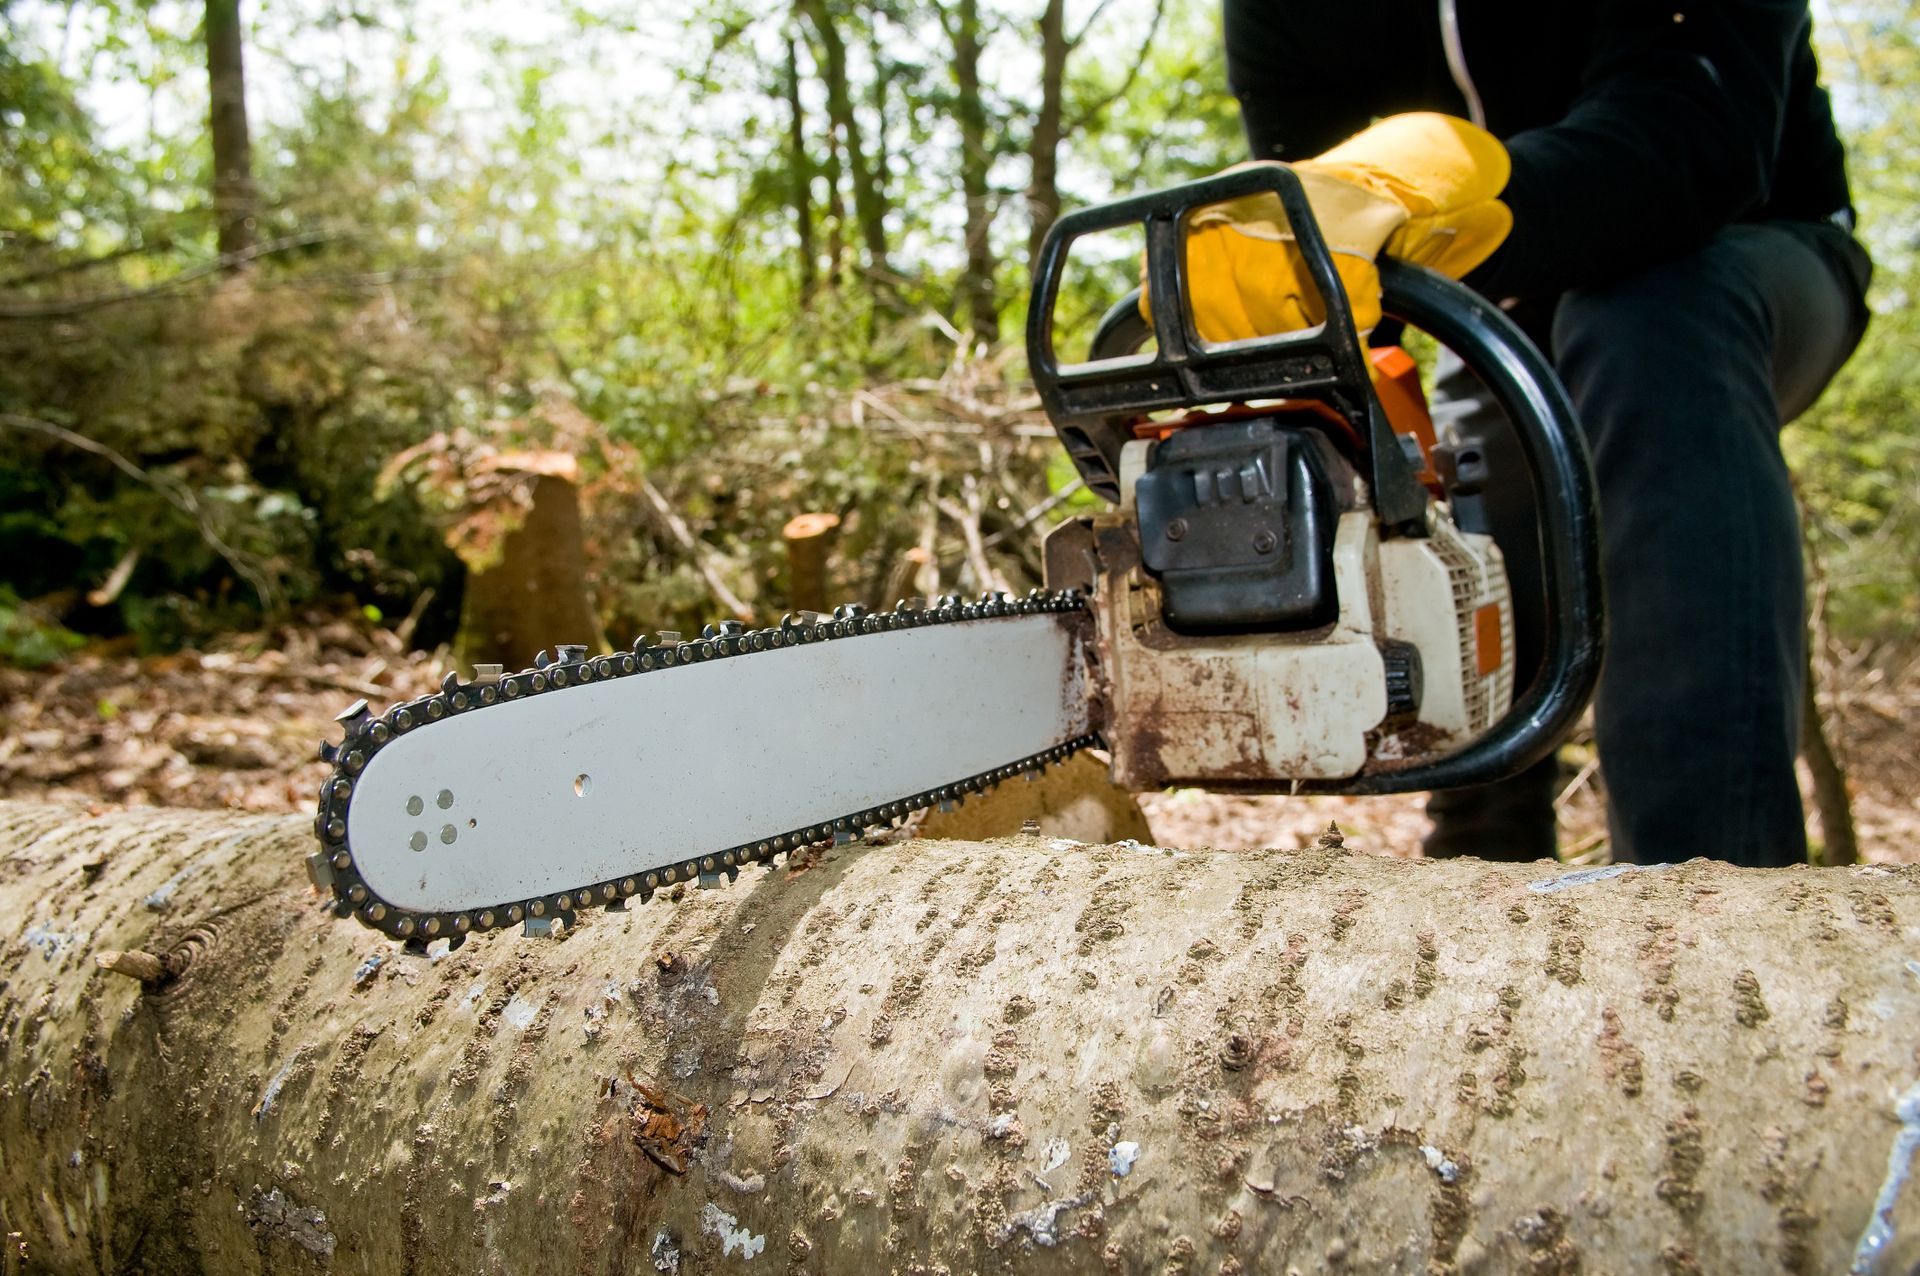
[307,590,1096,946]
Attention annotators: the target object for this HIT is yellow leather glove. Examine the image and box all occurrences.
[1150,113,1512,342]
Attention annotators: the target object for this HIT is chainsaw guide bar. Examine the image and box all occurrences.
[308,591,1099,945]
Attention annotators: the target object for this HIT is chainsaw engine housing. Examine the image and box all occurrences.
[1045,408,1514,789]
[1132,418,1341,634]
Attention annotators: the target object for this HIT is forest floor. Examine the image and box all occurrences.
[2,609,1915,863]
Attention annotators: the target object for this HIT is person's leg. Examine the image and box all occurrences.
[1423,751,1562,860]
[1550,222,1868,866]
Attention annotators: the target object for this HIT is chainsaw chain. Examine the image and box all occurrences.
[307,589,1096,947]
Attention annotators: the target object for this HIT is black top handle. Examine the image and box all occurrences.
[1027,168,1605,795]
[1027,163,1427,527]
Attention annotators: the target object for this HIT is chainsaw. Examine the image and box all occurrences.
[306,165,1603,945]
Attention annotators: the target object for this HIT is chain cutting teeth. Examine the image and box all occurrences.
[312,589,1094,942]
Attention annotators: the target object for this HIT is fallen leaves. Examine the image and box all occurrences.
[0,613,438,813]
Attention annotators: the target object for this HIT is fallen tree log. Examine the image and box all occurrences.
[2,800,1918,1274]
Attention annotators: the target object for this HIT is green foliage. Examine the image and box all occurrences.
[1063,0,1242,192]
[0,0,1914,667]
[1788,0,1920,645]
[0,586,84,669]
[1789,299,1920,643]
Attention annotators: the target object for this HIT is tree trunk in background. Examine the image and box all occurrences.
[1802,530,1859,869]
[454,471,599,674]
[799,0,892,296]
[949,0,999,347]
[205,0,255,260]
[866,22,892,236]
[784,32,817,303]
[1026,0,1067,274]
[5,799,1919,1273]
[1804,654,1860,867]
[819,113,849,288]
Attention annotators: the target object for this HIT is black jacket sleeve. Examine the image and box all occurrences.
[1225,2,1482,161]
[1224,1,1850,303]
[1472,1,1823,300]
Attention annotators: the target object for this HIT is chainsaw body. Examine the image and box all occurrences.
[1046,482,1513,790]
[1027,164,1602,794]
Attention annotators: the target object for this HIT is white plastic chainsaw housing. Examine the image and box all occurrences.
[1379,512,1514,743]
[1049,492,1515,789]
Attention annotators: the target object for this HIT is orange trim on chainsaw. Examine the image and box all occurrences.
[1128,346,1442,494]
[1474,602,1505,677]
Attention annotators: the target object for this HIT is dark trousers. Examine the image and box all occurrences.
[1427,220,1872,866]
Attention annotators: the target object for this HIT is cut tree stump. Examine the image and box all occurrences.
[454,466,600,674]
[2,800,1918,1273]
[781,513,841,616]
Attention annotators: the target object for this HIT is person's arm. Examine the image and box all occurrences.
[1224,0,1409,161]
[1471,0,1814,301]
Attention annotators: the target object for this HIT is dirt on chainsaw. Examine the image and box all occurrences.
[3,608,1915,864]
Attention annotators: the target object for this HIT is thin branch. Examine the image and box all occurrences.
[934,480,1011,594]
[635,476,755,621]
[979,477,1083,551]
[1553,756,1600,810]
[248,264,455,294]
[744,412,1056,440]
[928,0,960,47]
[0,413,278,609]
[265,669,388,699]
[929,475,1081,565]
[86,546,141,607]
[0,235,179,289]
[693,11,766,93]
[1064,0,1167,134]
[393,586,437,651]
[0,230,342,319]
[1065,0,1121,50]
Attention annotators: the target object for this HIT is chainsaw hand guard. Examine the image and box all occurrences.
[1028,163,1428,529]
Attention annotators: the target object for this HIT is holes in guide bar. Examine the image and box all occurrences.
[404,789,463,850]
[574,774,592,798]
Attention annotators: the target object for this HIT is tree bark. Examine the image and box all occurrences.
[1804,643,1860,869]
[1025,0,1068,275]
[204,0,255,260]
[798,0,892,293]
[454,471,600,674]
[1024,0,1165,278]
[4,800,1919,1274]
[947,0,999,347]
[818,110,849,289]
[783,32,817,303]
[865,21,892,237]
